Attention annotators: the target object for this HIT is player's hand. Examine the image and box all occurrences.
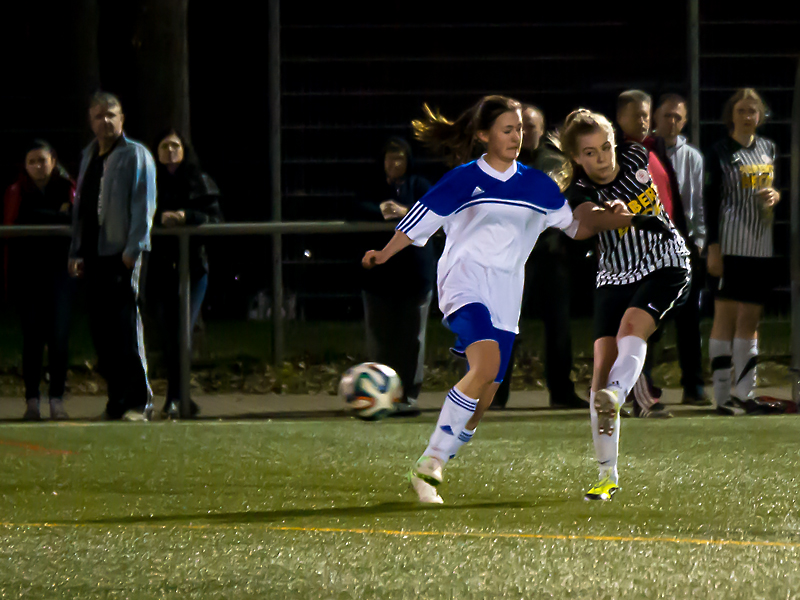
[606,199,631,215]
[379,201,409,221]
[707,243,723,278]
[631,214,672,238]
[161,210,186,227]
[122,253,136,269]
[68,258,84,278]
[755,187,780,208]
[361,250,387,269]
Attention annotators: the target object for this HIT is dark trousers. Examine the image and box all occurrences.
[644,260,704,397]
[18,271,74,400]
[150,272,208,403]
[363,290,432,402]
[494,234,576,406]
[84,255,151,418]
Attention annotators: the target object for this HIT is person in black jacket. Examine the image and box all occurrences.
[3,140,75,420]
[358,137,434,415]
[147,129,223,418]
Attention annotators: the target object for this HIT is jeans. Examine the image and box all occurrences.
[18,270,74,400]
[152,273,208,402]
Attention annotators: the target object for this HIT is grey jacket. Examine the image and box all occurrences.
[70,134,157,260]
[666,135,706,254]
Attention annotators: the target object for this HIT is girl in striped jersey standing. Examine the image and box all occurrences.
[362,96,654,504]
[560,109,691,501]
[705,89,780,415]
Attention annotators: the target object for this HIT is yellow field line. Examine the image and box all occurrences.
[1,521,798,549]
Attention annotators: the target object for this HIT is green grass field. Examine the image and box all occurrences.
[1,413,800,599]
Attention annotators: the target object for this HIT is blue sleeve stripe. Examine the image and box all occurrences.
[397,203,424,231]
[398,204,429,233]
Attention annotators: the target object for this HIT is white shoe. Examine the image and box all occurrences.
[414,456,443,486]
[408,473,444,504]
[594,388,621,437]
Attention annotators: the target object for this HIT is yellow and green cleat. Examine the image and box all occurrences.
[584,476,620,501]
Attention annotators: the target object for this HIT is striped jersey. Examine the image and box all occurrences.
[396,156,575,333]
[569,142,691,287]
[705,135,777,257]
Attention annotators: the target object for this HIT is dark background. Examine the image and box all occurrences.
[1,1,798,322]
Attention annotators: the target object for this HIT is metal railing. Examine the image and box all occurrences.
[0,221,394,417]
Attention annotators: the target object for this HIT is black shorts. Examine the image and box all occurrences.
[707,256,774,306]
[594,267,691,340]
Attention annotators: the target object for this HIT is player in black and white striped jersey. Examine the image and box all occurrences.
[557,109,691,501]
[705,89,781,416]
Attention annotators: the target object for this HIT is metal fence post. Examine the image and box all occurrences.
[791,57,800,403]
[269,0,284,365]
[688,0,700,146]
[178,231,192,418]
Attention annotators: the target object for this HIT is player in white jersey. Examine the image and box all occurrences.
[705,89,781,415]
[558,109,690,501]
[362,96,662,504]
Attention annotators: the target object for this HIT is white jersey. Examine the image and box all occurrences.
[396,156,575,333]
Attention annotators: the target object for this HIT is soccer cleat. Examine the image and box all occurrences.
[584,476,620,501]
[407,472,444,504]
[413,456,443,486]
[594,388,621,436]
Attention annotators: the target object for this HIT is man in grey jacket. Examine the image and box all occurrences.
[654,93,710,406]
[69,92,157,420]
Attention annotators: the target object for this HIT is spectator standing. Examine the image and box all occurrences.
[493,105,587,409]
[68,92,157,421]
[3,140,75,420]
[148,129,223,419]
[653,94,710,406]
[358,137,434,415]
[616,89,691,418]
[705,89,779,415]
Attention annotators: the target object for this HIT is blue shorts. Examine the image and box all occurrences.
[444,303,516,383]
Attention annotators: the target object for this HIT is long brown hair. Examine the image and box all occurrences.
[412,95,522,167]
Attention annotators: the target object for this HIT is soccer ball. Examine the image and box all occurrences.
[339,362,402,421]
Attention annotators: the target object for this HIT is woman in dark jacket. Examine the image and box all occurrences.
[358,137,435,414]
[3,140,75,420]
[148,130,223,418]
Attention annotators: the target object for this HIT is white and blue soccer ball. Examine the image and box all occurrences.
[339,362,402,421]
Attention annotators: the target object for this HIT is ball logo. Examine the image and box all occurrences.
[635,169,649,184]
[762,154,770,163]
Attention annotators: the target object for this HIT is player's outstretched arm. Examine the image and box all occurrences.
[362,230,414,269]
[571,201,632,239]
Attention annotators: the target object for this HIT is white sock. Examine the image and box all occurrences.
[709,338,732,407]
[423,387,477,465]
[589,390,619,484]
[606,336,647,399]
[733,338,758,401]
[445,427,477,463]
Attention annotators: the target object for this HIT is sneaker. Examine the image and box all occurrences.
[682,393,712,407]
[584,476,620,501]
[717,398,747,416]
[413,456,443,486]
[161,400,200,420]
[122,408,151,422]
[23,398,41,421]
[594,388,621,437]
[633,401,673,419]
[389,400,421,418]
[49,398,69,421]
[550,393,590,410]
[408,472,444,504]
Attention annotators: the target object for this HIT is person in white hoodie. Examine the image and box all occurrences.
[653,93,710,407]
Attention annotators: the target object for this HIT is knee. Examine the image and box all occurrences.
[471,358,501,387]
